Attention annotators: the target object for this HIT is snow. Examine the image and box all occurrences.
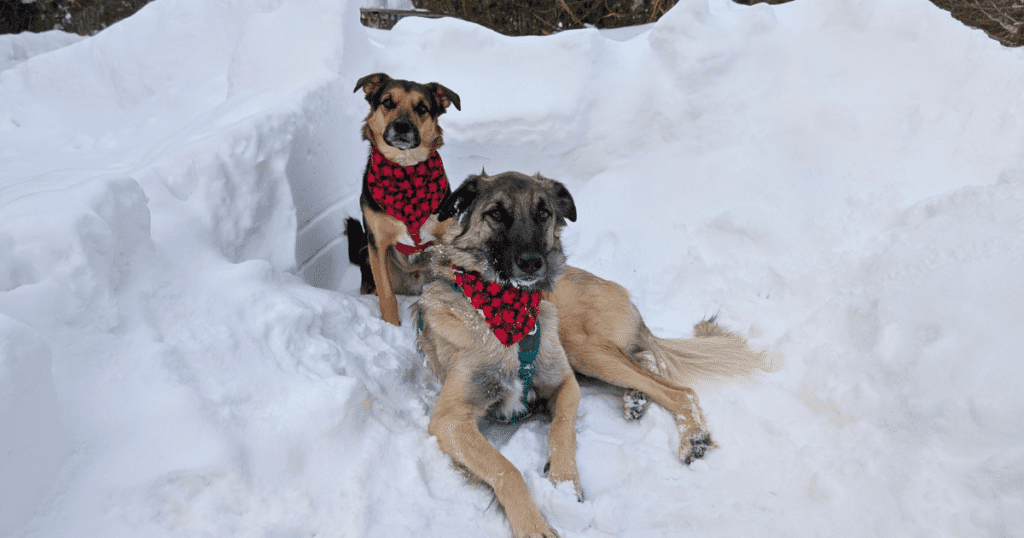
[0,31,84,72]
[2,0,1024,536]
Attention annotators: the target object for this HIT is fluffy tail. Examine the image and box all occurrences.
[636,315,775,390]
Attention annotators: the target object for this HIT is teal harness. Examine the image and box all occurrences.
[502,323,540,423]
[418,282,541,423]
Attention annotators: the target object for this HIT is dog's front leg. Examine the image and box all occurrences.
[430,373,560,538]
[543,374,583,501]
[367,242,401,326]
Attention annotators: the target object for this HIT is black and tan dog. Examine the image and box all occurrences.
[346,72,460,325]
[415,171,767,537]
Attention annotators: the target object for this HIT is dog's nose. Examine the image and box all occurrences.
[392,118,413,134]
[515,252,544,274]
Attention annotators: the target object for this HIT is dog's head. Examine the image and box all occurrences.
[354,73,460,167]
[432,171,576,293]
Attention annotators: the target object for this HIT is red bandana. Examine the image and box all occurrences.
[453,266,541,347]
[367,145,449,255]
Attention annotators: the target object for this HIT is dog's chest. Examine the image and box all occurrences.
[422,283,566,421]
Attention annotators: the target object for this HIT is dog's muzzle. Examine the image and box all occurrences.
[384,117,420,150]
[515,252,544,275]
[508,251,546,288]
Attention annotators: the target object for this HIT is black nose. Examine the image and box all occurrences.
[393,118,412,134]
[515,252,544,274]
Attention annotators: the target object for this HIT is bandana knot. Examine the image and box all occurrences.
[367,146,449,255]
[452,266,541,347]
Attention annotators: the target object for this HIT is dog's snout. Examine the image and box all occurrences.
[516,252,544,274]
[383,117,421,150]
[393,118,413,134]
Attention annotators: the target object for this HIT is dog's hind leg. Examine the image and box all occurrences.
[430,372,561,538]
[563,339,715,464]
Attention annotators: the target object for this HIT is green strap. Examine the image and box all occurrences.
[503,324,540,423]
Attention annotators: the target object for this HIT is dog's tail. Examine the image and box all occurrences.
[345,217,376,294]
[635,315,776,389]
[345,217,366,266]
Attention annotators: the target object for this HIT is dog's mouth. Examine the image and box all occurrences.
[491,253,553,292]
[383,118,421,150]
[508,276,543,289]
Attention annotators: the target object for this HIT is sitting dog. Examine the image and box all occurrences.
[346,72,460,325]
[414,171,581,538]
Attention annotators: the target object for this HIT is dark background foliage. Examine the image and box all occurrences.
[0,0,1020,46]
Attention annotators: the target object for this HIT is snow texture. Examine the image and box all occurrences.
[2,0,1024,536]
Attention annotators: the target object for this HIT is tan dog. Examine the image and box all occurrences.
[416,171,769,536]
[414,171,580,538]
[346,72,459,325]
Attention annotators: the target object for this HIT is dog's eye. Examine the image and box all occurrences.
[414,103,429,115]
[382,97,396,110]
[537,207,551,222]
[485,208,505,223]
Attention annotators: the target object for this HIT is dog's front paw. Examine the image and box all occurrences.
[510,512,561,538]
[680,429,716,464]
[544,460,583,502]
[515,525,561,538]
[622,389,650,420]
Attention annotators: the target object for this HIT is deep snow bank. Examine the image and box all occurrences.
[0,0,369,534]
[0,30,84,72]
[2,0,1024,536]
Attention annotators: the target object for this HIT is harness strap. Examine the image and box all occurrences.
[500,323,540,424]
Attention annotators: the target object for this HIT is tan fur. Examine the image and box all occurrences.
[417,172,770,535]
[415,174,580,538]
[353,73,458,325]
[361,209,405,324]
[362,86,443,166]
[546,266,770,462]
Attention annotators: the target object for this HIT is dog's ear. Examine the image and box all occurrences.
[548,179,577,223]
[426,82,461,113]
[354,73,390,100]
[436,175,481,222]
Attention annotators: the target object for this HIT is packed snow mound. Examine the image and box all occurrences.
[2,0,1024,536]
[0,30,84,72]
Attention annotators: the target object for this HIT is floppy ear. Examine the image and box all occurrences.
[354,73,390,100]
[549,180,577,222]
[436,175,481,222]
[426,82,461,113]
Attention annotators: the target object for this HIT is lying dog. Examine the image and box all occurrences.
[414,171,580,538]
[416,171,768,537]
[346,72,460,325]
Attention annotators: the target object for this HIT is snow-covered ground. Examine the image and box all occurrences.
[3,0,1024,536]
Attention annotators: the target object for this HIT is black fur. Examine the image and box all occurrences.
[353,73,461,116]
[346,73,460,297]
[444,172,576,293]
[549,180,577,223]
[345,217,376,294]
[436,175,481,223]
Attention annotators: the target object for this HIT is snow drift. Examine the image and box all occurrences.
[1,0,1023,536]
